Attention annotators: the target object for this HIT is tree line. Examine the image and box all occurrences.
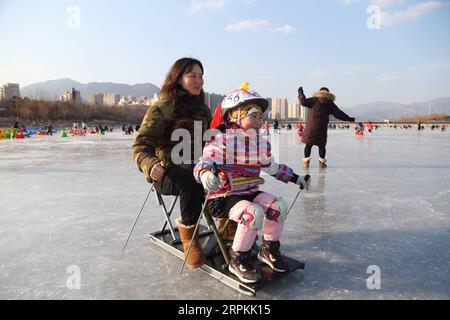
[0,97,148,124]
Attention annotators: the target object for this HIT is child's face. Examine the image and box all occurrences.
[240,112,263,130]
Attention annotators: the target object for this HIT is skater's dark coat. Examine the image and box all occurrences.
[299,90,353,147]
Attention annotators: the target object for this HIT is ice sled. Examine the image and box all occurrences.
[147,191,305,297]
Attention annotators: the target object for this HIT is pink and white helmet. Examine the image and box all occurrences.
[220,82,269,117]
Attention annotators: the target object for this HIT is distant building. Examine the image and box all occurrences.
[264,98,272,120]
[150,93,159,106]
[59,88,81,103]
[300,105,308,121]
[205,92,225,114]
[88,93,104,106]
[103,92,121,106]
[0,83,20,102]
[271,98,288,120]
[288,102,300,120]
[117,95,153,107]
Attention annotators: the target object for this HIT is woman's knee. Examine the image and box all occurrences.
[170,165,202,189]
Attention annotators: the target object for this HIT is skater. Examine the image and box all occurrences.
[366,121,374,133]
[46,123,53,136]
[132,57,212,269]
[355,122,365,136]
[194,82,311,283]
[273,119,280,134]
[297,121,304,137]
[298,87,355,169]
[418,121,423,131]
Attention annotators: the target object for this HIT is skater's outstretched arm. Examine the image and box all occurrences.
[298,91,315,108]
[329,102,355,122]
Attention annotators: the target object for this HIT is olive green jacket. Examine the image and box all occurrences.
[131,93,212,182]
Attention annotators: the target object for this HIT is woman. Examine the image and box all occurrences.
[298,87,355,169]
[131,58,212,269]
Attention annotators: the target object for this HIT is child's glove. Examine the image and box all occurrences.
[296,175,311,190]
[200,171,220,192]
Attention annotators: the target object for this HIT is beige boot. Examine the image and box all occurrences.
[217,218,237,241]
[176,218,205,269]
[303,157,311,169]
[319,158,327,168]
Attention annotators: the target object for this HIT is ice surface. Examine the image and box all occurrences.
[0,129,449,299]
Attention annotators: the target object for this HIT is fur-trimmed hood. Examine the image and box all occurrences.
[313,90,336,102]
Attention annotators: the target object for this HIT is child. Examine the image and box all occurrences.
[194,83,310,283]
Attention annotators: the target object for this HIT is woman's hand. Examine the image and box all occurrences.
[150,162,166,182]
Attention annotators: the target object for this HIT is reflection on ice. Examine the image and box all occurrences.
[0,129,449,299]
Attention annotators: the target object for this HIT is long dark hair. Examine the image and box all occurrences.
[160,57,205,105]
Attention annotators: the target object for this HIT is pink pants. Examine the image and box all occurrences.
[229,192,285,252]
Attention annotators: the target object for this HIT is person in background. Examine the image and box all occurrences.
[273,118,280,134]
[298,87,355,169]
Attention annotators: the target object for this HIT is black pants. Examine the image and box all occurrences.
[154,164,204,226]
[206,192,262,219]
[304,144,326,159]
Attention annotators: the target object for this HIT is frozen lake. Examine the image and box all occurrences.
[0,128,449,300]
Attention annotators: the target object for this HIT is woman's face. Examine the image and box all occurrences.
[179,64,204,96]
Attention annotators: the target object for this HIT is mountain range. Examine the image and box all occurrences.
[20,78,450,121]
[21,78,160,101]
[342,97,450,121]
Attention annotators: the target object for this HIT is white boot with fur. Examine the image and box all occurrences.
[303,157,311,169]
[319,158,327,168]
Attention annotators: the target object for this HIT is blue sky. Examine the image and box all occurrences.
[0,0,449,106]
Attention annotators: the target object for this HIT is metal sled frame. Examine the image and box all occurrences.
[148,192,305,297]
[150,192,217,245]
[150,223,305,297]
[150,227,257,297]
[148,191,256,296]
